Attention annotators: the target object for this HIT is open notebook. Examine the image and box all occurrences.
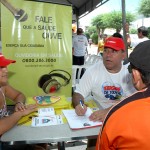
[62,107,102,130]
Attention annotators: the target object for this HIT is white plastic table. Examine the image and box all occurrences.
[1,122,101,150]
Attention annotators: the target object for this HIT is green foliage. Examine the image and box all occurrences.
[87,26,97,34]
[91,11,135,33]
[106,11,123,30]
[84,26,98,44]
[130,28,137,34]
[87,11,135,43]
[91,14,109,36]
[91,14,108,30]
[84,26,97,41]
[91,33,98,44]
[106,11,135,31]
[138,0,150,17]
[84,32,90,40]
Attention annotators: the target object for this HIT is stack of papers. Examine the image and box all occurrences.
[38,107,55,116]
[62,107,102,130]
[31,107,63,127]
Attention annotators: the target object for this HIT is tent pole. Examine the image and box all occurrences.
[121,0,128,57]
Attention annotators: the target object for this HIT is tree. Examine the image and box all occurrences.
[130,28,137,34]
[138,0,150,17]
[105,11,135,32]
[91,33,98,44]
[91,14,108,38]
[84,32,90,40]
[89,11,135,44]
[91,11,135,37]
[85,26,98,44]
[87,26,97,35]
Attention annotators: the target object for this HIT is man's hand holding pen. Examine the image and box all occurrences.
[75,99,87,116]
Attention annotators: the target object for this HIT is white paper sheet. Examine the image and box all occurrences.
[38,107,55,116]
[62,108,102,129]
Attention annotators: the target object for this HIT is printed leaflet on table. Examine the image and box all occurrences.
[31,107,63,127]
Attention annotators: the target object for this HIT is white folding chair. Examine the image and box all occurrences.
[72,65,86,91]
[84,54,102,65]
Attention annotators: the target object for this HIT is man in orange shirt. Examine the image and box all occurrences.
[96,40,150,150]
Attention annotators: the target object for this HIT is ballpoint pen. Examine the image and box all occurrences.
[79,99,84,109]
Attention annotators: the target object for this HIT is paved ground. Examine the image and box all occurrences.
[3,142,87,150]
[51,145,86,150]
[49,140,87,150]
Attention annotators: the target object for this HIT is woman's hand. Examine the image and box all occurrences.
[15,102,27,112]
[21,104,37,116]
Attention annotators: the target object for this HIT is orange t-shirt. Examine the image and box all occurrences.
[96,87,150,150]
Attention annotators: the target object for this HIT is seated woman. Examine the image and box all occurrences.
[0,53,47,150]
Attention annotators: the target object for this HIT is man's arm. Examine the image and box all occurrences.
[89,107,112,122]
[72,93,112,120]
[72,92,87,116]
[126,33,131,47]
[72,92,84,108]
[125,23,131,47]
